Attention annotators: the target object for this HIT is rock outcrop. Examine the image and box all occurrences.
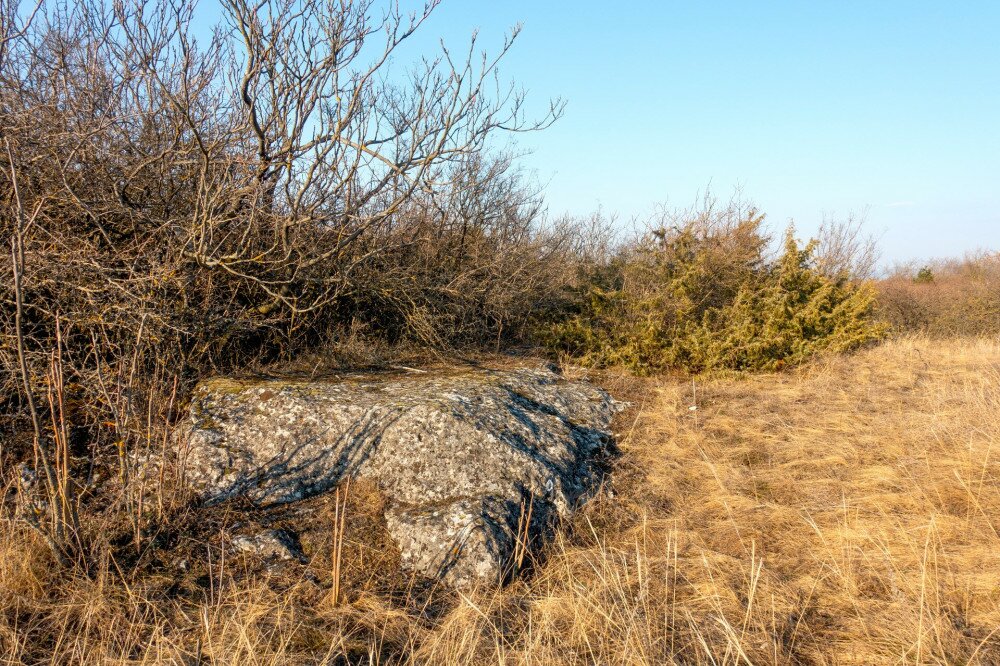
[231,529,307,563]
[177,367,621,587]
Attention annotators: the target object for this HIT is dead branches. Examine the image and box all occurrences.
[0,0,567,567]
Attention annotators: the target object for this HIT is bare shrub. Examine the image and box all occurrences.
[878,252,1000,335]
[814,208,881,280]
[0,0,564,562]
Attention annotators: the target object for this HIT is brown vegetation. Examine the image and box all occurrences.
[878,253,1000,336]
[0,0,569,565]
[3,0,1000,663]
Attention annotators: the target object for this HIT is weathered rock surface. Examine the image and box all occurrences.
[232,528,306,563]
[177,367,621,587]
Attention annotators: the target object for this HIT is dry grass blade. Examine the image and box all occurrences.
[331,477,351,607]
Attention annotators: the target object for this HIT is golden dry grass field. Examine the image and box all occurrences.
[3,336,1000,664]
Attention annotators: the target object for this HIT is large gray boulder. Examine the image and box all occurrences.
[177,367,621,587]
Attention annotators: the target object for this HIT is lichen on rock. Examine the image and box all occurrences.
[177,366,622,588]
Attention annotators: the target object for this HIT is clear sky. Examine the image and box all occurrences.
[401,1,1000,265]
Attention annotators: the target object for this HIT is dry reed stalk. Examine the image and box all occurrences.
[331,477,351,606]
[513,495,534,574]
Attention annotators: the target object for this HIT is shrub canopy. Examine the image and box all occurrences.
[544,211,886,373]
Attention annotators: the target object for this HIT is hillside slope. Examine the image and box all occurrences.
[3,338,999,664]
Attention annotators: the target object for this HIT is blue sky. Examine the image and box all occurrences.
[190,1,1000,265]
[401,1,1000,265]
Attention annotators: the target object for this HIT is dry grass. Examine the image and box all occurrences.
[4,336,1000,664]
[418,336,1000,664]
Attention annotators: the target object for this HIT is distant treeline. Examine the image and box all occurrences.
[878,254,1000,337]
